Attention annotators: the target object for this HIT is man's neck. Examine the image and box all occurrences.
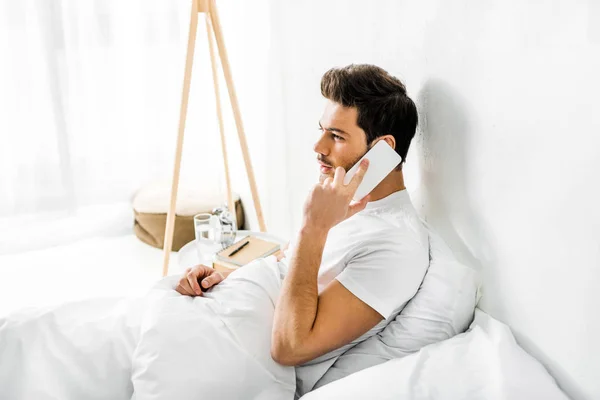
[367,169,406,202]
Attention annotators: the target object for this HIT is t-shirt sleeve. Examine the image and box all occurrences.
[335,236,427,320]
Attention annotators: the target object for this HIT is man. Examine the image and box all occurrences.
[176,64,429,397]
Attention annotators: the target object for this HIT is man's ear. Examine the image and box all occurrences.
[379,135,396,150]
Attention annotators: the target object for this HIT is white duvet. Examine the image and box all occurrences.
[0,259,568,400]
[0,259,295,400]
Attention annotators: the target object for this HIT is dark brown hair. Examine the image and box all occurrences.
[321,64,418,165]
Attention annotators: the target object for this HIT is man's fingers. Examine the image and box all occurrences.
[187,270,202,295]
[178,282,193,296]
[175,284,185,295]
[201,272,224,289]
[348,159,369,190]
[177,281,196,296]
[202,272,224,289]
[332,166,346,186]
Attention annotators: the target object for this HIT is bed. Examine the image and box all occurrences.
[0,215,570,399]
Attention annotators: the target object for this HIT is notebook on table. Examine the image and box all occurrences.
[215,235,280,268]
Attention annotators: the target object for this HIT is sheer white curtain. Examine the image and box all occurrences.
[0,0,274,252]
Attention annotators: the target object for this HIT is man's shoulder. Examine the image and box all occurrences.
[343,221,428,263]
[349,210,428,248]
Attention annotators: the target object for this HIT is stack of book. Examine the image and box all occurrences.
[213,235,280,272]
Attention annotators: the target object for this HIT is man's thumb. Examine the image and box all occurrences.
[201,276,213,288]
[202,272,222,289]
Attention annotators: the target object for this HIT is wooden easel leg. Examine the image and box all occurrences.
[208,0,267,232]
[205,15,235,219]
[162,0,200,277]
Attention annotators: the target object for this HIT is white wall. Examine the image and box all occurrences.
[267,1,600,399]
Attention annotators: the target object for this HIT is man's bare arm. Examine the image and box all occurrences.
[271,225,382,366]
[271,160,382,366]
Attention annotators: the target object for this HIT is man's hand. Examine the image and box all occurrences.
[302,159,370,232]
[175,264,226,296]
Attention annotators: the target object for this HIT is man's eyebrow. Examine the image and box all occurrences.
[318,121,349,136]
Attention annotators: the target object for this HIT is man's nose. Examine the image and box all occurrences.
[313,133,329,156]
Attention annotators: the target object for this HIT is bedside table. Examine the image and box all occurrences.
[177,230,287,275]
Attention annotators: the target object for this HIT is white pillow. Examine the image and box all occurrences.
[314,227,480,388]
[302,309,568,400]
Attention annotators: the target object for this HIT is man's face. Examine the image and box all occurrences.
[315,100,369,183]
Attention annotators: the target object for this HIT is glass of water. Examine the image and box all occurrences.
[193,213,222,264]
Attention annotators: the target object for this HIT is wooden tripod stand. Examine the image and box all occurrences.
[162,0,266,277]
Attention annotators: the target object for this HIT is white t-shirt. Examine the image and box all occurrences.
[280,189,429,398]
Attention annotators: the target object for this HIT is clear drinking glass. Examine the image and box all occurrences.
[193,213,222,264]
[219,210,237,249]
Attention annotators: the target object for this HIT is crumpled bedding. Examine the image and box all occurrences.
[301,309,569,400]
[0,259,295,400]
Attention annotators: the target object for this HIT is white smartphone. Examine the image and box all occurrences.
[343,140,402,201]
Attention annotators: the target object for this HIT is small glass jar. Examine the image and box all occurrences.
[212,205,237,249]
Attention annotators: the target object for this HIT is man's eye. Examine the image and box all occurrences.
[331,133,343,141]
